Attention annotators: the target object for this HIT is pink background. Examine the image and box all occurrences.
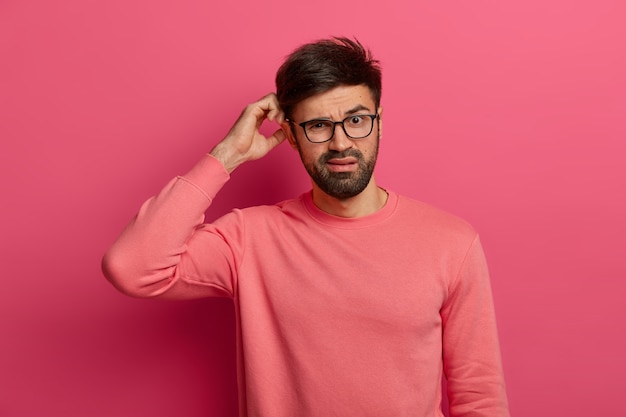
[1,0,624,416]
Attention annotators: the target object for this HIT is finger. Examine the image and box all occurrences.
[256,92,278,109]
[246,93,274,113]
[266,128,286,150]
[267,107,285,125]
[269,108,285,125]
[237,94,283,137]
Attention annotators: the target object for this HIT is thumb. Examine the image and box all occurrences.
[266,128,287,150]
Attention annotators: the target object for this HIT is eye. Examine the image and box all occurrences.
[306,120,333,132]
[346,115,366,126]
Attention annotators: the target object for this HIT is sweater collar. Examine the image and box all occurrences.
[301,189,398,229]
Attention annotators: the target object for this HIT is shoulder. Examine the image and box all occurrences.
[205,195,308,247]
[393,193,478,241]
[239,194,306,216]
[218,194,307,228]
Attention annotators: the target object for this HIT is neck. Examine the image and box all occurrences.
[311,177,388,218]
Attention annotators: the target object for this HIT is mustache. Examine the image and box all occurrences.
[319,149,363,164]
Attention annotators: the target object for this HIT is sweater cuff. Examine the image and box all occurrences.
[179,154,230,201]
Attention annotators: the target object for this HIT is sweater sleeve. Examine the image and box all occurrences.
[102,154,237,299]
[440,235,510,417]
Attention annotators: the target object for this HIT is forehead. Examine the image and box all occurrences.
[292,85,376,120]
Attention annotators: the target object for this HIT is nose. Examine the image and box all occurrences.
[328,123,353,152]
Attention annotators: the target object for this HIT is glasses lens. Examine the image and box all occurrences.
[304,120,335,143]
[343,115,374,139]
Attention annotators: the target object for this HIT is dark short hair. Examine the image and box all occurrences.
[275,37,382,119]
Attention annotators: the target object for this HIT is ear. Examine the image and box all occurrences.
[281,121,299,150]
[377,106,384,139]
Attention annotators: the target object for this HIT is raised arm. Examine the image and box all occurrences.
[102,94,286,299]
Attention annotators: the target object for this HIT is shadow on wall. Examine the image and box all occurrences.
[6,296,239,417]
[98,297,239,416]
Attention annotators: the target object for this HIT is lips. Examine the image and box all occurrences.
[328,157,358,165]
[326,157,358,172]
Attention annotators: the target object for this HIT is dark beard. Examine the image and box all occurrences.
[301,145,378,200]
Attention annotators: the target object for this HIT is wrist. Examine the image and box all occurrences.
[209,143,245,174]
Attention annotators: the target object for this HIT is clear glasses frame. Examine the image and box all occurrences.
[289,113,379,143]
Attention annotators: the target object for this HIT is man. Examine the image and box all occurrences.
[103,37,510,416]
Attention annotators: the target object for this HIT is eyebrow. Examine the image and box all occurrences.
[344,104,371,115]
[303,104,373,122]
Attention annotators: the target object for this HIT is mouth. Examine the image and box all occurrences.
[326,157,359,172]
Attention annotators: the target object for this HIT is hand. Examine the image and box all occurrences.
[210,93,287,173]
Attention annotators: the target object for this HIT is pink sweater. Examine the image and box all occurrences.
[103,155,509,417]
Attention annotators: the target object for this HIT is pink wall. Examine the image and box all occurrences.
[1,0,624,415]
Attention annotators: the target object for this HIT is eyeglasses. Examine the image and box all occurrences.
[289,113,379,143]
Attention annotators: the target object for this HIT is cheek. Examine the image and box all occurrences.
[298,145,326,165]
[299,148,319,163]
[360,137,378,152]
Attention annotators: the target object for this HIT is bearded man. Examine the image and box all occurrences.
[103,37,510,417]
